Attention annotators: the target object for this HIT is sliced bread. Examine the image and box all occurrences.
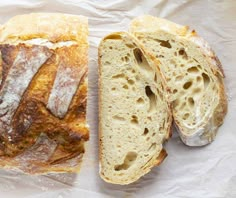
[98,32,172,184]
[130,16,227,146]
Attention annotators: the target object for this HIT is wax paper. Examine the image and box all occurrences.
[0,0,235,197]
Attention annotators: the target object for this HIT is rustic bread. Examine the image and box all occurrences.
[130,15,227,146]
[98,32,172,184]
[0,13,89,173]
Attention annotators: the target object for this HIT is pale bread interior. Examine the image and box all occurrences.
[99,33,171,184]
[138,33,218,128]
[130,17,227,145]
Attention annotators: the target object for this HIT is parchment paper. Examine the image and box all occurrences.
[0,0,235,197]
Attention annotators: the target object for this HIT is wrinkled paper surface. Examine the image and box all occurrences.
[0,0,235,197]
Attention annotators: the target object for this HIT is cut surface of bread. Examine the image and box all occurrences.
[0,13,89,174]
[99,32,172,184]
[130,16,227,146]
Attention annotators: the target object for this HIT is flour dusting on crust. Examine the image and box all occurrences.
[0,45,51,140]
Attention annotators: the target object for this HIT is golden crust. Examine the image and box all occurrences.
[0,13,88,44]
[0,13,89,174]
[154,149,167,166]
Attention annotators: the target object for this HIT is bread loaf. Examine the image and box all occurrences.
[0,13,89,173]
[130,15,228,146]
[98,32,172,184]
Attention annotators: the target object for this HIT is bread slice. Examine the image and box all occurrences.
[130,16,228,146]
[98,32,172,184]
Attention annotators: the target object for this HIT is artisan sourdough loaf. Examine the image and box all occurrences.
[99,32,172,184]
[130,15,227,146]
[0,13,89,173]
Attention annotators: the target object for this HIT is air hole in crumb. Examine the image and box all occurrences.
[156,55,164,58]
[148,143,157,151]
[131,115,139,125]
[114,152,137,171]
[105,61,111,65]
[125,43,135,48]
[146,137,150,141]
[128,79,134,85]
[173,89,178,94]
[145,86,156,113]
[183,113,190,120]
[133,48,143,64]
[111,87,116,91]
[154,74,158,82]
[142,128,149,136]
[113,115,125,122]
[124,56,129,62]
[109,46,113,49]
[133,48,152,77]
[187,66,199,73]
[188,97,195,107]
[179,48,188,60]
[193,88,201,94]
[183,81,192,89]
[123,84,128,89]
[137,98,144,104]
[154,39,172,48]
[202,73,210,88]
[196,76,202,82]
[193,58,200,63]
[197,65,202,69]
[112,73,125,79]
[176,76,183,81]
[152,133,156,137]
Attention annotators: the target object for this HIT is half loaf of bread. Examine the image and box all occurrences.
[0,13,89,173]
[98,32,172,184]
[130,15,227,146]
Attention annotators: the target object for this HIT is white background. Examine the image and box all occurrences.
[0,0,235,197]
